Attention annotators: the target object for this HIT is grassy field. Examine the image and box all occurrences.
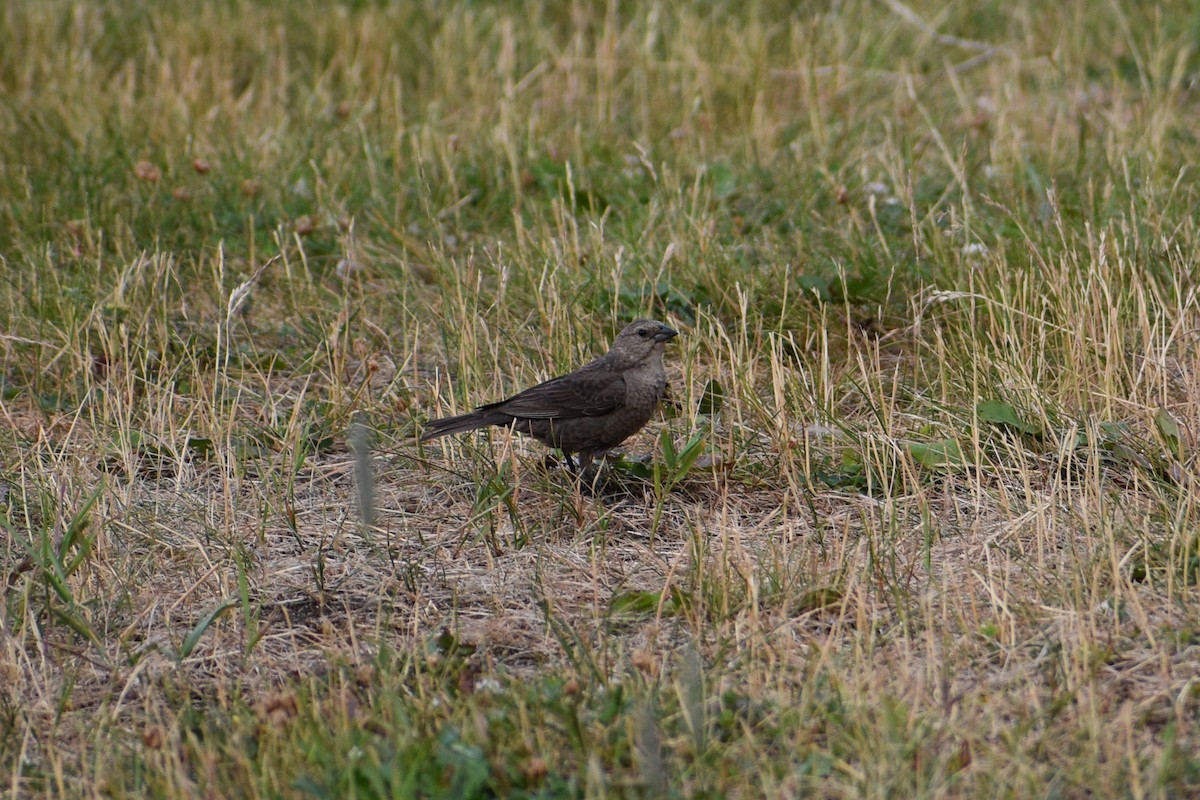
[3,0,1200,796]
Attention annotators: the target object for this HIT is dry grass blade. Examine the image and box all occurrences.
[0,0,1198,797]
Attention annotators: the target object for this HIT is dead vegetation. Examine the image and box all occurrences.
[2,0,1200,797]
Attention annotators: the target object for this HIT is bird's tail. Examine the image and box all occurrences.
[420,411,498,441]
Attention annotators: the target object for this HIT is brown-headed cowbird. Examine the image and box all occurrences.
[422,319,678,469]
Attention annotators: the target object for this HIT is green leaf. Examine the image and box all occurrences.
[788,587,844,615]
[63,528,97,577]
[50,605,103,650]
[437,728,490,798]
[698,379,724,415]
[655,430,707,493]
[708,162,737,200]
[609,589,686,618]
[659,428,678,468]
[431,626,476,658]
[904,438,966,470]
[1154,407,1184,461]
[1099,421,1130,438]
[187,436,215,456]
[977,400,1040,435]
[611,454,654,480]
[675,432,706,475]
[815,448,867,490]
[59,483,104,564]
[610,590,661,616]
[179,599,236,660]
[796,274,831,302]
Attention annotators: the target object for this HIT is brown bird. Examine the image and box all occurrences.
[422,319,678,470]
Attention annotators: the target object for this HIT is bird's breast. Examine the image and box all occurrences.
[622,364,667,410]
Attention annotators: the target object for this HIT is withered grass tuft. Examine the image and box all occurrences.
[2,0,1199,796]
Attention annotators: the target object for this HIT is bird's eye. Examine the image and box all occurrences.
[637,329,650,338]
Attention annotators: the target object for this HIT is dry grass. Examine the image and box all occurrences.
[2,0,1200,797]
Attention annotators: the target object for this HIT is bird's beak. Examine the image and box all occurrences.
[654,325,679,343]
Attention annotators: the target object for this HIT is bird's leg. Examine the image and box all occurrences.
[563,451,593,503]
[576,450,605,495]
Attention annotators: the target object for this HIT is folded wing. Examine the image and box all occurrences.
[482,368,626,419]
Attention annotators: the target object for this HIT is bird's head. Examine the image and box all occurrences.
[607,319,678,367]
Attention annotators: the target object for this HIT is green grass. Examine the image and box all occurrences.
[3,0,1200,796]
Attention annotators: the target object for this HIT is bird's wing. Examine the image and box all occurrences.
[481,368,626,419]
